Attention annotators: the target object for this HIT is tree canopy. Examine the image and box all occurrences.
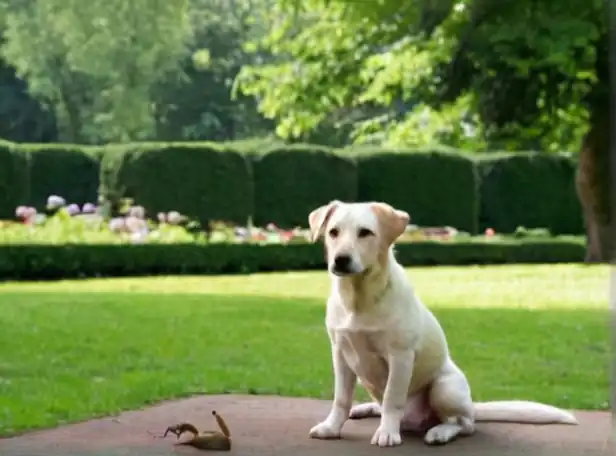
[236,0,606,152]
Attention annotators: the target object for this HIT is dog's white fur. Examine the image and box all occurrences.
[307,200,578,447]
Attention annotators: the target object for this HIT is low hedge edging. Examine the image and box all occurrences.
[0,239,586,281]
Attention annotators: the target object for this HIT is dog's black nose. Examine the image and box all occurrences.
[333,254,352,272]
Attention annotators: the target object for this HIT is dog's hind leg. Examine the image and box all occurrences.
[349,402,381,419]
[424,362,476,445]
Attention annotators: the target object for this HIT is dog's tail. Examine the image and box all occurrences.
[473,400,578,425]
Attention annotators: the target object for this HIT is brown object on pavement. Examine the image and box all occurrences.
[161,410,231,451]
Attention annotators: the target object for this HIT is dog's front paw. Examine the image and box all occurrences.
[370,425,402,447]
[309,421,342,440]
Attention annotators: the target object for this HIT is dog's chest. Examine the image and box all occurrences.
[332,328,390,388]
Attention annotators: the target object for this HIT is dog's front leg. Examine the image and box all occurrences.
[371,350,415,447]
[309,346,356,439]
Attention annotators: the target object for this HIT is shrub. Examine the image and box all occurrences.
[0,239,585,280]
[252,144,358,227]
[19,144,100,209]
[0,140,29,219]
[477,153,584,234]
[222,136,287,157]
[354,148,479,234]
[99,142,253,226]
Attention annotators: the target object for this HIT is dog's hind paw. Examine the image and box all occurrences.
[424,423,460,445]
[350,402,381,419]
[309,421,342,440]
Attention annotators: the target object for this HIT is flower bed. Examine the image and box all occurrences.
[4,195,574,246]
[0,195,586,280]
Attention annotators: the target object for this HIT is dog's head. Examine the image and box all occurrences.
[308,200,410,276]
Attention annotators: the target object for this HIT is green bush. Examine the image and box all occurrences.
[222,136,287,156]
[99,142,253,226]
[478,153,584,234]
[252,144,358,227]
[354,149,479,234]
[0,140,29,219]
[0,239,585,280]
[19,144,100,209]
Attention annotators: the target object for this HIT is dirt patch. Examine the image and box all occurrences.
[0,395,611,456]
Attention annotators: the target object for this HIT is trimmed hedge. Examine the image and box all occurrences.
[252,144,358,227]
[0,140,29,219]
[99,142,253,226]
[0,139,586,239]
[354,149,479,234]
[0,239,585,280]
[478,153,584,234]
[19,143,100,209]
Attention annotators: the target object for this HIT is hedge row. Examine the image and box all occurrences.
[0,141,101,219]
[356,149,479,234]
[0,239,586,280]
[100,142,253,225]
[477,153,583,234]
[0,140,584,235]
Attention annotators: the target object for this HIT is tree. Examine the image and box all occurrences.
[236,0,611,261]
[0,62,57,142]
[0,0,193,143]
[154,0,276,141]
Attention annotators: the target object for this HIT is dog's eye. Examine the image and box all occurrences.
[329,228,339,238]
[358,228,374,238]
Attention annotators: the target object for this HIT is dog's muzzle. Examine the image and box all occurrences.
[331,254,354,275]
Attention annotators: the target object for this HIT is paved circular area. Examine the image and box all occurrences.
[0,395,611,456]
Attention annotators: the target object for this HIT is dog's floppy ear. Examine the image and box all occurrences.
[308,200,341,243]
[371,202,410,245]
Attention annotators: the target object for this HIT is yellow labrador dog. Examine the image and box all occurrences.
[307,200,577,447]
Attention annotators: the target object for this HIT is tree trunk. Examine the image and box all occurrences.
[575,32,612,263]
[576,100,612,263]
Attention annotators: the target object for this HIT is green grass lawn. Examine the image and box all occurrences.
[0,264,609,436]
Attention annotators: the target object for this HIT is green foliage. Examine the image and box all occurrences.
[0,140,29,219]
[99,142,253,225]
[1,207,200,245]
[236,0,605,152]
[221,136,287,156]
[353,148,479,234]
[0,239,585,280]
[478,153,584,234]
[252,144,357,227]
[156,0,277,142]
[20,144,100,208]
[0,62,58,143]
[0,0,194,143]
[0,0,279,144]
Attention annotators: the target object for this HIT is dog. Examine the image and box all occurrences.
[307,200,578,447]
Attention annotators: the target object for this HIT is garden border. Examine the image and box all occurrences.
[0,239,586,280]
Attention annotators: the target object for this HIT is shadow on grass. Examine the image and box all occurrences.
[0,291,609,436]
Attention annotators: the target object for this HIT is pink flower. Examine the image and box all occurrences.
[125,216,147,233]
[82,203,96,214]
[167,211,183,225]
[24,207,37,219]
[16,206,37,222]
[15,206,28,219]
[129,205,145,219]
[108,217,126,233]
[485,228,495,237]
[266,223,277,231]
[67,204,80,216]
[46,195,66,210]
